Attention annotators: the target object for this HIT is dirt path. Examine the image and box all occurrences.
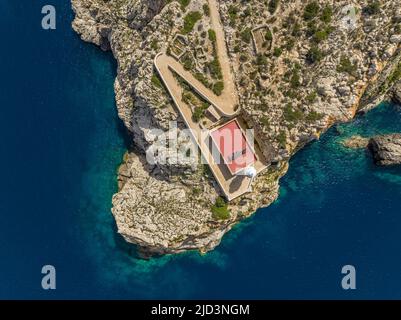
[208,0,238,109]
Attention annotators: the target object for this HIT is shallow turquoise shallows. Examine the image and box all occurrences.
[1,1,401,299]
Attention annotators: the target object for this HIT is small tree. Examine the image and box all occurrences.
[363,1,381,15]
[303,1,320,21]
[273,47,283,57]
[306,46,323,63]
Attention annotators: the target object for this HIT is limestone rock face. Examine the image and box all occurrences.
[393,81,401,105]
[368,134,401,166]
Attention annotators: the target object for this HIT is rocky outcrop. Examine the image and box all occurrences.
[393,81,401,105]
[341,135,369,149]
[368,134,401,166]
[71,0,401,256]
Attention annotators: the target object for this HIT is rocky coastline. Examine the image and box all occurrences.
[71,0,401,257]
[368,134,401,166]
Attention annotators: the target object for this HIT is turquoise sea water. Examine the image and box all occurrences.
[1,1,401,299]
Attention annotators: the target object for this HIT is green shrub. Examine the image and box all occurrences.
[208,29,216,42]
[292,22,302,37]
[228,5,239,24]
[306,21,318,37]
[320,6,333,23]
[260,116,270,127]
[285,38,295,50]
[306,91,317,103]
[290,70,301,88]
[256,54,268,66]
[243,7,251,17]
[150,39,158,50]
[239,54,248,62]
[213,81,224,96]
[363,1,380,15]
[303,1,320,21]
[336,55,357,75]
[388,62,401,84]
[192,187,201,196]
[181,53,194,70]
[306,45,323,63]
[277,130,287,148]
[305,110,323,122]
[182,11,202,34]
[202,4,210,16]
[313,30,329,43]
[192,106,205,122]
[273,47,282,57]
[194,72,210,88]
[215,196,225,208]
[211,197,230,220]
[151,73,162,89]
[283,103,304,122]
[241,28,252,43]
[265,29,273,41]
[209,58,223,80]
[179,0,190,10]
[268,0,280,15]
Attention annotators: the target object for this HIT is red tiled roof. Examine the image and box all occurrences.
[210,120,256,175]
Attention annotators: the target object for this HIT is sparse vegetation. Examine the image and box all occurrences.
[388,62,401,84]
[260,116,270,127]
[285,38,295,51]
[292,22,302,37]
[151,73,162,89]
[306,91,317,104]
[182,11,202,34]
[228,5,239,25]
[181,53,194,70]
[337,55,357,76]
[290,69,301,88]
[283,103,304,122]
[256,54,268,66]
[150,39,158,50]
[305,110,324,122]
[208,58,223,80]
[194,72,211,88]
[241,28,252,43]
[193,106,207,122]
[303,1,320,21]
[192,187,201,196]
[277,130,287,148]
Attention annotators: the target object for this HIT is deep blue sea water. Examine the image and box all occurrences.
[1,1,401,299]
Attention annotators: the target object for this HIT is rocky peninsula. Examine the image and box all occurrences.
[71,0,401,257]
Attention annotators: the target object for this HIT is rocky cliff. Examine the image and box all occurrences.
[369,134,401,165]
[71,0,401,256]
